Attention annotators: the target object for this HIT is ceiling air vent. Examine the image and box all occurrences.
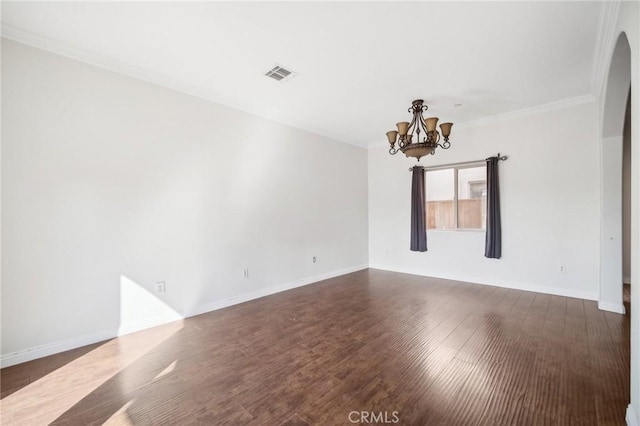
[264,64,295,82]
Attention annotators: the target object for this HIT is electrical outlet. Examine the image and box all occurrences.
[156,281,166,294]
[559,265,567,274]
[243,268,249,279]
[312,256,317,263]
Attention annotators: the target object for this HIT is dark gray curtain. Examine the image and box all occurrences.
[484,157,502,258]
[410,166,427,252]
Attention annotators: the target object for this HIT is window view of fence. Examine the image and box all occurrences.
[426,165,487,230]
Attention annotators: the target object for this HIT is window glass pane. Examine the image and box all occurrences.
[426,169,455,230]
[457,166,487,229]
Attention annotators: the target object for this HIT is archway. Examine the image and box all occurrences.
[599,32,631,314]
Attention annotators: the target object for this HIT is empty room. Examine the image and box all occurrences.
[1,2,639,425]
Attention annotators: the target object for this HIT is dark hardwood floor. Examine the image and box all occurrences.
[1,269,630,425]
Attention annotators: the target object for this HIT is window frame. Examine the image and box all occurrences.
[425,162,487,232]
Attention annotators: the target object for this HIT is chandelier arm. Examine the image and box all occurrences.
[438,140,451,149]
[418,117,429,142]
[407,114,418,139]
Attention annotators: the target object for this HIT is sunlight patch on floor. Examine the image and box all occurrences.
[153,360,177,382]
[103,399,136,425]
[0,277,184,425]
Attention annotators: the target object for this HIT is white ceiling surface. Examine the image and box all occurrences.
[1,2,602,147]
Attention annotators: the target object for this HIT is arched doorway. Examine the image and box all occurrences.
[599,32,631,314]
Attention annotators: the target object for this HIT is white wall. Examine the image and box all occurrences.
[600,133,624,312]
[1,40,369,364]
[369,99,601,300]
[600,27,631,315]
[606,2,640,424]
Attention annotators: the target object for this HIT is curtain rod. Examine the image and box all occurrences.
[408,153,508,172]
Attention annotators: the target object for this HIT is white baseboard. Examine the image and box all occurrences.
[0,330,117,369]
[627,404,639,426]
[186,264,369,318]
[368,264,599,301]
[1,264,368,368]
[598,301,626,314]
[117,312,184,336]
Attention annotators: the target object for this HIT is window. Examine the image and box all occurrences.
[425,164,486,230]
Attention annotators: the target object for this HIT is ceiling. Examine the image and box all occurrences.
[1,2,603,147]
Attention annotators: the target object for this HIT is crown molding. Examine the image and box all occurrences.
[366,94,596,149]
[1,24,363,149]
[456,95,596,130]
[590,1,622,98]
[1,24,218,104]
[1,23,598,151]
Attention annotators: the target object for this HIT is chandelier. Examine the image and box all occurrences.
[386,99,453,161]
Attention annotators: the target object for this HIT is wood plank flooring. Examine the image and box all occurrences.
[1,269,630,425]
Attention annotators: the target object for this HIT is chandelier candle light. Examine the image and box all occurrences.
[386,99,453,161]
